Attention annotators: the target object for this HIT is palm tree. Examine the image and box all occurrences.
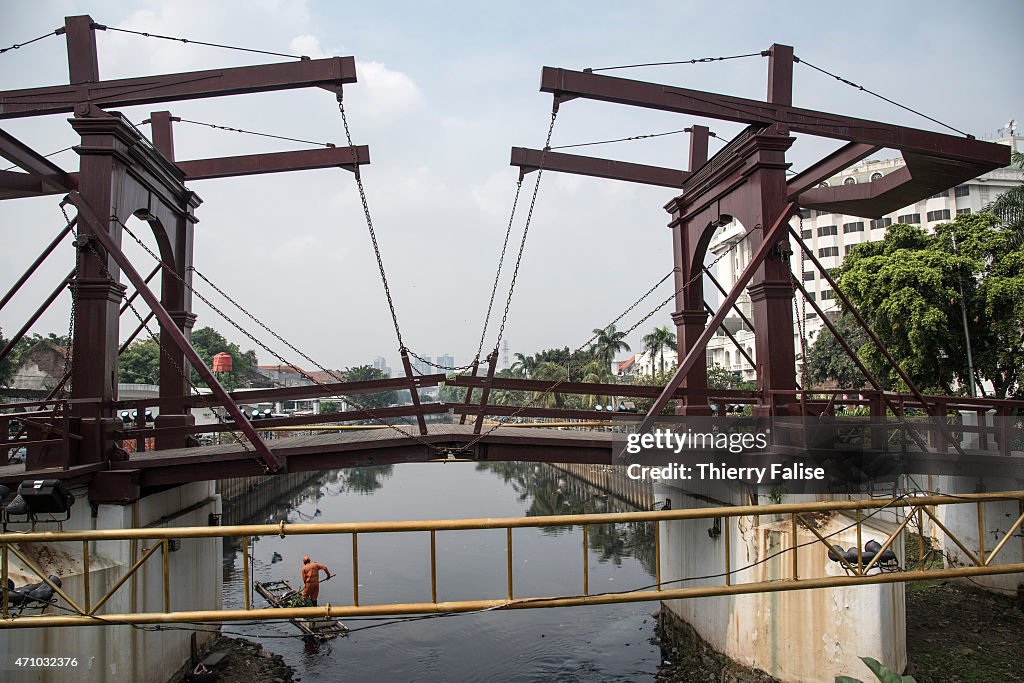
[531,361,567,407]
[509,352,535,378]
[591,324,630,373]
[580,359,613,407]
[642,326,677,377]
[985,150,1024,247]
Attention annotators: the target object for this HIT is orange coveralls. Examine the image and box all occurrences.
[301,561,330,604]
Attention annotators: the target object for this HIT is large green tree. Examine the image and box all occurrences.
[117,326,258,391]
[984,150,1024,245]
[804,314,872,389]
[590,324,630,373]
[837,213,1023,398]
[344,364,401,407]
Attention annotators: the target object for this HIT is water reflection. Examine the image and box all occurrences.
[481,462,656,574]
[220,461,660,682]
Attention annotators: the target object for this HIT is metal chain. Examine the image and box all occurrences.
[493,108,560,353]
[335,94,405,351]
[55,205,78,400]
[454,223,758,452]
[114,216,443,450]
[61,207,258,461]
[404,349,477,373]
[796,216,810,390]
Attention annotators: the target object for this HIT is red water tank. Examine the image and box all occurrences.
[212,352,233,373]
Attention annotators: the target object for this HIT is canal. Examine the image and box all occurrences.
[221,462,661,681]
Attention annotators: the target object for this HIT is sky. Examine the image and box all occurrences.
[2,0,1022,376]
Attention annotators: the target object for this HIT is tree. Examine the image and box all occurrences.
[119,338,161,384]
[984,151,1024,246]
[320,400,342,414]
[804,314,872,389]
[642,325,676,377]
[837,214,1024,399]
[344,364,400,407]
[590,324,630,372]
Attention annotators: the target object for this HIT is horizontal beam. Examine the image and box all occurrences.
[115,374,447,410]
[452,405,639,421]
[450,375,757,400]
[510,147,688,188]
[786,142,880,197]
[540,67,1009,166]
[0,128,74,191]
[0,57,357,119]
[175,145,370,181]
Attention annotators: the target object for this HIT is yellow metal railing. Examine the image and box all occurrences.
[1,492,1022,628]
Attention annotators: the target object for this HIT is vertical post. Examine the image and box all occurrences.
[458,358,480,425]
[856,508,863,574]
[473,351,499,435]
[582,524,589,596]
[162,539,170,613]
[399,349,428,436]
[242,536,250,611]
[654,520,662,590]
[766,44,794,107]
[688,125,709,171]
[724,517,731,586]
[64,15,100,84]
[82,540,91,613]
[148,112,177,162]
[917,507,927,571]
[506,527,513,600]
[429,530,437,603]
[977,503,985,565]
[351,532,359,606]
[791,513,798,580]
[2,544,8,618]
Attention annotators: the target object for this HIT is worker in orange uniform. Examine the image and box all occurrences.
[300,555,332,606]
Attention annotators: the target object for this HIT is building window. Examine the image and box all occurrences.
[845,244,856,254]
[956,208,972,216]
[926,209,951,222]
[801,228,812,239]
[807,312,818,319]
[818,246,839,257]
[930,190,949,199]
[818,225,838,237]
[806,291,817,301]
[843,221,865,233]
[870,217,892,230]
[817,210,831,218]
[843,176,857,185]
[870,172,883,181]
[803,271,816,281]
[954,185,970,197]
[817,181,829,188]
[799,208,813,219]
[897,213,921,224]
[820,290,835,300]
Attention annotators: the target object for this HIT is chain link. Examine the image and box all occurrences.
[54,205,78,401]
[493,108,559,353]
[336,95,405,351]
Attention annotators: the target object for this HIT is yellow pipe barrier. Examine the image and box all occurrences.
[4,562,1023,629]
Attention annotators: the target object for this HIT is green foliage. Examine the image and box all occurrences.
[319,400,341,414]
[0,333,70,388]
[835,656,916,683]
[119,338,161,384]
[189,327,258,391]
[706,363,755,391]
[343,364,400,407]
[590,324,630,372]
[837,213,1023,399]
[805,314,872,389]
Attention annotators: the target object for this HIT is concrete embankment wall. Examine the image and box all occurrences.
[2,482,221,683]
[655,479,906,683]
[217,470,325,525]
[549,463,653,510]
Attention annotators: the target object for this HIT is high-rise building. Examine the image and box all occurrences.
[372,356,391,377]
[704,134,1023,381]
[435,354,455,370]
[412,356,432,376]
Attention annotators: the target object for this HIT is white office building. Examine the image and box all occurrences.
[704,134,1023,381]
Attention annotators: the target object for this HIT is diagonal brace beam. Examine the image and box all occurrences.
[62,191,281,472]
[638,203,796,433]
[511,147,688,188]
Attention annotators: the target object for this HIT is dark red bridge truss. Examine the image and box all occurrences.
[1,20,1020,501]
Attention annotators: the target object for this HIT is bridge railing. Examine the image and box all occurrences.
[2,491,1022,628]
[0,399,77,469]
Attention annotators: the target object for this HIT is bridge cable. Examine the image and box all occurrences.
[456,224,757,451]
[550,127,728,151]
[59,206,260,461]
[0,27,63,56]
[167,118,337,149]
[587,51,767,73]
[1,146,75,173]
[91,23,309,61]
[113,217,449,451]
[794,55,970,138]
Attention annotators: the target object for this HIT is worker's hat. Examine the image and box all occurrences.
[302,555,310,563]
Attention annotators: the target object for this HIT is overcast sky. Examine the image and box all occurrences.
[2,0,1022,375]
